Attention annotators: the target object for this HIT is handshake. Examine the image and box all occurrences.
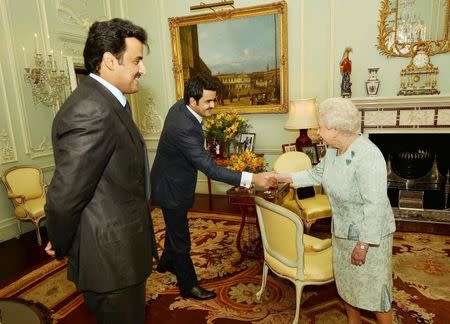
[252,171,293,190]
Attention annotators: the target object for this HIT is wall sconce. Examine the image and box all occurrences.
[23,39,69,107]
[284,98,319,151]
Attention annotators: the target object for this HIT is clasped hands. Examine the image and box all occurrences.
[252,172,292,190]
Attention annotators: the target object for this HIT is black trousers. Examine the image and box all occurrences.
[159,207,198,292]
[83,280,146,324]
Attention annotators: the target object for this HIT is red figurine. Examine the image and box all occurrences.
[340,47,352,98]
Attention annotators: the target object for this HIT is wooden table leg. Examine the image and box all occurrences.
[233,206,263,265]
[233,206,248,265]
[207,176,213,210]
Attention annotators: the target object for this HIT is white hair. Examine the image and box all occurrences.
[319,98,360,134]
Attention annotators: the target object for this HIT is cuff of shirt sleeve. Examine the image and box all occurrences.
[240,172,253,188]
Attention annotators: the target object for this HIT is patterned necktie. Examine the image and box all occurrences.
[124,101,132,117]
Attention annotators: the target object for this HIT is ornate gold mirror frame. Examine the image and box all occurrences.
[377,0,450,57]
[169,1,288,114]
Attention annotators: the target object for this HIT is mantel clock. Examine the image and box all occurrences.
[398,46,440,96]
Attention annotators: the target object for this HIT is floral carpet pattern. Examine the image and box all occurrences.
[0,209,449,323]
[392,232,450,324]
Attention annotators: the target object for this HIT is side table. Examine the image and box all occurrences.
[0,298,52,324]
[226,183,289,264]
[206,158,230,210]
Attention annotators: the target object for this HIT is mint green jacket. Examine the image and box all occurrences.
[292,136,396,245]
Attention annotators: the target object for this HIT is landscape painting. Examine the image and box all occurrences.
[169,2,288,114]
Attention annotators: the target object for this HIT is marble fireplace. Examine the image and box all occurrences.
[352,96,450,229]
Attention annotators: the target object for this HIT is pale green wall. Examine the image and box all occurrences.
[1,0,449,242]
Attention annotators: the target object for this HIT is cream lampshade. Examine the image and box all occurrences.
[285,98,318,151]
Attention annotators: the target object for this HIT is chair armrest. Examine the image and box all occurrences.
[304,234,332,252]
[7,192,26,204]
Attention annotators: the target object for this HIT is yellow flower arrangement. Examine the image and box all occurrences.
[203,112,249,144]
[227,151,266,173]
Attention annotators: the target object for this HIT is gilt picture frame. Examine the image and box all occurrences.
[169,1,288,114]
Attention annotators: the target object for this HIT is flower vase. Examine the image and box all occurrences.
[365,68,380,96]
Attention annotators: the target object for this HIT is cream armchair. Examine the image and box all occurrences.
[254,196,333,324]
[1,165,47,245]
[273,151,332,233]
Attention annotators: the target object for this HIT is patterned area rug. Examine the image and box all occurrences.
[0,209,449,323]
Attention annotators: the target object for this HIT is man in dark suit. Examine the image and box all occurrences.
[151,75,277,300]
[44,19,157,324]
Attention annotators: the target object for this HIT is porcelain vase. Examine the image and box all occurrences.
[365,68,380,96]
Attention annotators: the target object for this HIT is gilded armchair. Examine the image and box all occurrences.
[254,196,334,324]
[1,165,47,245]
[273,151,332,233]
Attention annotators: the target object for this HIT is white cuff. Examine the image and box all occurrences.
[240,172,253,188]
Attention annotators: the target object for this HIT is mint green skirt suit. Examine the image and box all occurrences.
[291,136,396,312]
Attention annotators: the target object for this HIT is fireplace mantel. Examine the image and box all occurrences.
[350,95,450,133]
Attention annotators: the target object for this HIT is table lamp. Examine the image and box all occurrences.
[284,98,318,151]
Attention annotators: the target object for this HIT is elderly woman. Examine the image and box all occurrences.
[276,98,396,323]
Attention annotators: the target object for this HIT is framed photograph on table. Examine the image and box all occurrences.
[301,145,318,164]
[240,133,255,152]
[282,143,297,153]
[315,143,327,161]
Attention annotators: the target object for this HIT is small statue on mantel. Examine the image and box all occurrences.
[340,47,352,98]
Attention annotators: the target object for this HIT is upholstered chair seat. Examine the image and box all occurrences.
[2,165,47,245]
[273,151,332,233]
[254,197,334,324]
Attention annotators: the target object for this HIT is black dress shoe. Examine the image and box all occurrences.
[155,263,176,275]
[181,285,216,300]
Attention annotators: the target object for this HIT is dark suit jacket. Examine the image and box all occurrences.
[151,99,242,210]
[45,76,156,293]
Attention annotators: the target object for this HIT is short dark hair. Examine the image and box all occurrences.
[83,18,148,73]
[184,74,219,104]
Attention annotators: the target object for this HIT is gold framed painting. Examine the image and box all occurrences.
[169,1,288,114]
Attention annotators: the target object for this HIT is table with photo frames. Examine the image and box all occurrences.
[0,298,52,324]
[206,157,230,210]
[226,182,289,264]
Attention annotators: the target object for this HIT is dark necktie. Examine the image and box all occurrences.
[124,101,132,117]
